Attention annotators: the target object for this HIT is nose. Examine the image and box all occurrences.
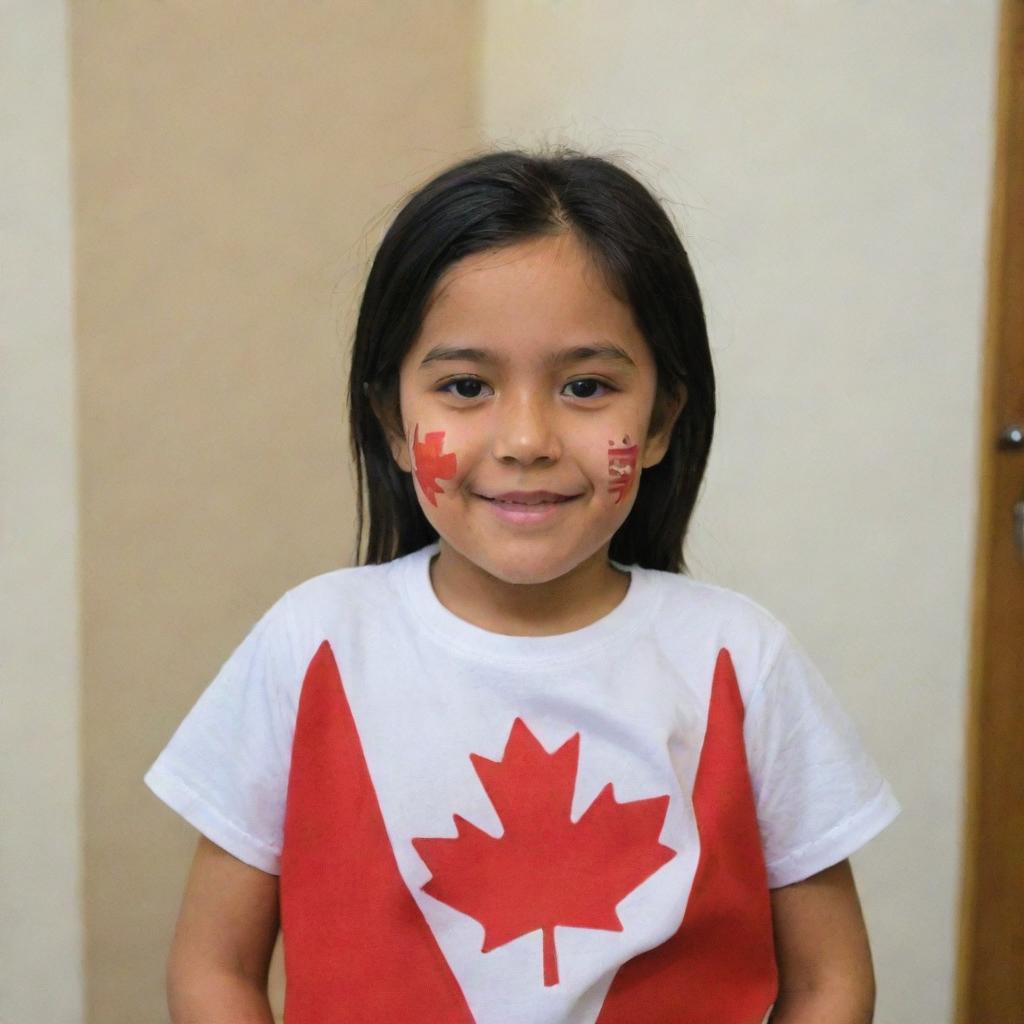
[490,389,563,465]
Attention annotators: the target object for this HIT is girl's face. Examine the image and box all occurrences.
[386,232,683,587]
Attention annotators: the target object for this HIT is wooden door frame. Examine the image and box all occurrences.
[956,1,1024,1020]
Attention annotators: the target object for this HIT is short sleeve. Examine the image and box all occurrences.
[743,626,901,888]
[143,591,299,874]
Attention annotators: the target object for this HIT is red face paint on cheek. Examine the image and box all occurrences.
[411,423,458,507]
[607,434,639,504]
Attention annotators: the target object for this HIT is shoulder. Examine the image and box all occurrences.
[643,566,789,641]
[284,558,401,614]
[272,556,410,663]
[639,567,791,701]
[279,559,403,624]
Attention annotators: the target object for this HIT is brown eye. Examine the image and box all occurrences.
[438,378,490,399]
[564,379,613,399]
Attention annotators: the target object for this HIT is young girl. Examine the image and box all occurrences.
[146,147,900,1024]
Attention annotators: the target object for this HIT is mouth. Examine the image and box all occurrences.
[476,493,580,525]
[483,497,573,509]
[477,491,580,505]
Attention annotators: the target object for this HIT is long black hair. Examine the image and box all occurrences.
[347,145,715,574]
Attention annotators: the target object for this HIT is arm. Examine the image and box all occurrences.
[767,859,876,1024]
[166,835,280,1024]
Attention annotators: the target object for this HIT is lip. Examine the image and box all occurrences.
[477,493,580,526]
[483,490,576,504]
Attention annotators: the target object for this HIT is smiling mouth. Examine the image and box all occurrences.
[479,495,577,507]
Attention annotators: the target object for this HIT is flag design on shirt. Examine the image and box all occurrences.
[411,717,676,987]
[280,641,474,1023]
[596,647,778,1023]
[280,641,776,1023]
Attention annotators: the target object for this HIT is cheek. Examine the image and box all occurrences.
[410,421,460,507]
[407,419,642,508]
[607,432,640,505]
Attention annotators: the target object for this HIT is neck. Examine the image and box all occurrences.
[428,539,630,637]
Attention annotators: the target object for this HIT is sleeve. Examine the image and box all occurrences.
[743,625,901,889]
[143,590,298,874]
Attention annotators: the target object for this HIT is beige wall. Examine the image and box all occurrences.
[4,3,997,1022]
[69,3,479,1021]
[477,3,997,1022]
[1,3,83,1023]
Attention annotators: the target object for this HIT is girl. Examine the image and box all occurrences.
[146,147,900,1024]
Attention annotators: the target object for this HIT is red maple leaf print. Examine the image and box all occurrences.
[411,718,676,988]
[607,436,638,504]
[412,423,457,506]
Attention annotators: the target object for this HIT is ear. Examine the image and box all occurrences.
[369,388,412,473]
[641,382,688,469]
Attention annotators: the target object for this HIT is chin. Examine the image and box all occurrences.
[480,550,584,587]
[491,565,567,586]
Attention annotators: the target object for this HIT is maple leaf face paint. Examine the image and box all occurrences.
[411,423,458,507]
[607,434,639,505]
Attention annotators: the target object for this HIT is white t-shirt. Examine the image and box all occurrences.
[145,540,900,1024]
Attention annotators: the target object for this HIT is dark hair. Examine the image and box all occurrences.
[347,145,715,574]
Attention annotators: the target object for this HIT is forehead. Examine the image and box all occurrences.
[407,234,646,366]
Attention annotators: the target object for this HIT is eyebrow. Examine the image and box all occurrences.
[418,343,637,371]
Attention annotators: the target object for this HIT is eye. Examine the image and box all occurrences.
[564,378,614,399]
[434,376,614,399]
[437,377,492,400]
